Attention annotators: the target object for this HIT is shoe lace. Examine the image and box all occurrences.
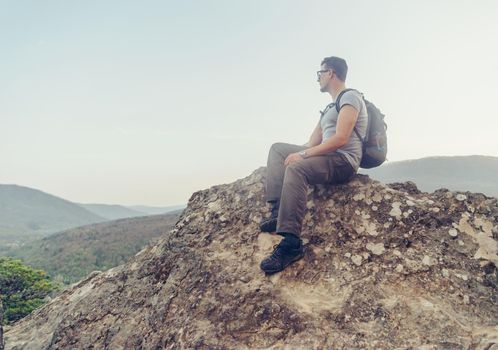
[270,244,284,259]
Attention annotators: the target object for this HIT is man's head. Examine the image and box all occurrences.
[317,56,348,93]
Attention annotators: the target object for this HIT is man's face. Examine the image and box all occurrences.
[317,64,333,92]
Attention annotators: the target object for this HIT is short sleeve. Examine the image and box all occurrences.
[339,91,362,112]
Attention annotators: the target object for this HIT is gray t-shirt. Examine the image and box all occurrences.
[320,89,368,172]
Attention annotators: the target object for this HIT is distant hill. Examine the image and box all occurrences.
[0,185,106,248]
[4,211,181,284]
[361,155,498,197]
[78,203,147,220]
[78,203,186,220]
[127,204,186,215]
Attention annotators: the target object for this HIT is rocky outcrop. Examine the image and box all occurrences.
[0,300,4,350]
[4,168,498,349]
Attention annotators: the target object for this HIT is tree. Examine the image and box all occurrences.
[0,257,58,323]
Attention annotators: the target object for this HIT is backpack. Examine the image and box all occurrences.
[335,88,388,169]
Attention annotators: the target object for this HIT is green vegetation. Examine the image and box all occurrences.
[5,212,181,284]
[0,257,58,323]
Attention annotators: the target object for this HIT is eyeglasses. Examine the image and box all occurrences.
[316,69,331,79]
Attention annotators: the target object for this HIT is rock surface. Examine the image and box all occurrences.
[4,168,498,349]
[1,300,4,350]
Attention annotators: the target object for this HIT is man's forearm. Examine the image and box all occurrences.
[304,135,346,157]
[307,130,322,147]
[307,137,321,147]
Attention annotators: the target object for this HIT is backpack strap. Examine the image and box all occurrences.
[335,88,366,143]
[353,126,365,143]
[322,88,358,118]
[334,88,356,113]
[319,102,335,119]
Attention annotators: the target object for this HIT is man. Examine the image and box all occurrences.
[259,56,368,274]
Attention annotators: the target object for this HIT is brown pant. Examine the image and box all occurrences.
[265,142,355,237]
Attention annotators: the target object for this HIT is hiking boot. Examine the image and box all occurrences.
[259,217,277,232]
[259,200,279,233]
[260,243,304,274]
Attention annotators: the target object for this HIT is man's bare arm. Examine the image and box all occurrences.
[304,105,359,157]
[304,122,322,147]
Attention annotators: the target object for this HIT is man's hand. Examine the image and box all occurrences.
[284,153,304,167]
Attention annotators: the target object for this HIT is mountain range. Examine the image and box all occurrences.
[78,203,186,221]
[361,155,498,197]
[0,185,106,248]
[0,184,185,248]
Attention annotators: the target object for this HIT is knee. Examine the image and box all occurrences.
[285,162,305,176]
[270,142,286,154]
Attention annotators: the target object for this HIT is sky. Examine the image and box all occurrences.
[1,0,497,206]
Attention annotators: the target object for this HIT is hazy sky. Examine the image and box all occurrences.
[1,0,497,206]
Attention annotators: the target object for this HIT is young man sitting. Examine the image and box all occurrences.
[259,56,368,274]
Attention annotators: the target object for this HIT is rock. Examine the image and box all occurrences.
[0,299,4,350]
[239,275,251,283]
[4,169,497,349]
[389,202,402,219]
[388,181,421,195]
[422,255,435,266]
[372,193,383,203]
[456,194,467,201]
[449,228,459,237]
[351,255,363,266]
[366,242,385,255]
[353,193,365,201]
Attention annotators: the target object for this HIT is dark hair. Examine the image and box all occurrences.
[321,56,348,82]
